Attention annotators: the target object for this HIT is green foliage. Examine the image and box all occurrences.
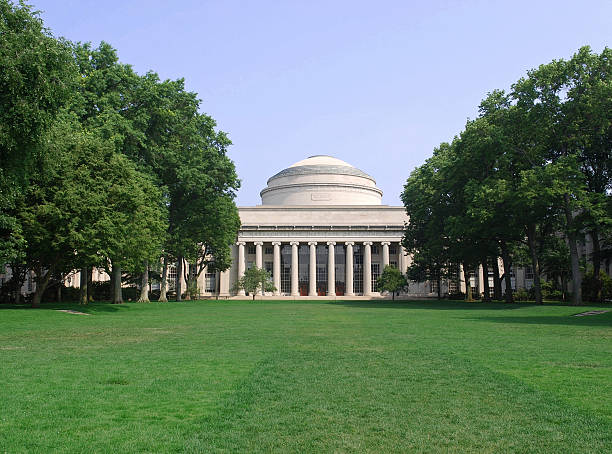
[377,265,408,299]
[402,46,611,306]
[582,269,612,302]
[0,0,76,262]
[233,267,276,300]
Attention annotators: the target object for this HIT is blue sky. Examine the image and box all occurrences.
[35,0,611,206]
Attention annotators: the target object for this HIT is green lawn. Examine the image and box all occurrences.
[0,300,611,453]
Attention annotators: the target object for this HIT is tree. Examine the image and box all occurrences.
[0,0,75,263]
[377,265,408,300]
[233,267,275,300]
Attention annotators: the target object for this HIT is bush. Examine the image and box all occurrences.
[514,287,530,301]
[448,292,465,300]
[582,269,612,302]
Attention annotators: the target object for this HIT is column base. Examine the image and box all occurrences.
[345,292,354,297]
[238,290,245,296]
[290,292,299,297]
[327,292,336,297]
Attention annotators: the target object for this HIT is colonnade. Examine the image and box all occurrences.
[235,240,406,297]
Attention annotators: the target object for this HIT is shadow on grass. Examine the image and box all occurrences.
[0,300,126,313]
[466,312,612,327]
[327,300,530,311]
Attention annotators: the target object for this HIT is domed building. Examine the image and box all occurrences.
[218,155,417,298]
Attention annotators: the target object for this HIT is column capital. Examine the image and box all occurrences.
[271,241,281,246]
[290,241,300,246]
[236,241,246,246]
[381,241,391,246]
[363,241,373,246]
[326,241,336,246]
[345,241,354,246]
[253,241,263,246]
[308,241,317,246]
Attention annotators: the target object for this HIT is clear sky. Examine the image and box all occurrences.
[34,0,611,206]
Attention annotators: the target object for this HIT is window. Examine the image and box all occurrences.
[430,279,439,294]
[389,246,397,255]
[248,244,256,255]
[371,263,380,291]
[205,273,216,292]
[264,261,273,273]
[353,245,363,294]
[264,246,273,255]
[371,245,379,255]
[525,266,534,280]
[27,274,33,292]
[247,261,254,270]
[448,265,459,294]
[168,264,177,291]
[390,261,397,269]
[280,245,291,293]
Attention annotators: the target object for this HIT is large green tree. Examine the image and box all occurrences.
[0,0,75,263]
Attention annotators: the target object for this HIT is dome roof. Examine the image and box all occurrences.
[261,155,383,206]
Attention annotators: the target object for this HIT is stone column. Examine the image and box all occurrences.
[363,241,372,296]
[327,241,336,296]
[290,241,299,296]
[254,241,263,295]
[219,269,230,296]
[255,242,263,269]
[272,242,281,296]
[236,241,246,296]
[345,242,354,296]
[381,242,390,269]
[399,243,407,274]
[308,242,317,296]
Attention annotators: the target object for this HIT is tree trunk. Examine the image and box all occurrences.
[79,267,88,305]
[112,262,123,304]
[500,240,514,303]
[563,193,582,305]
[437,275,441,300]
[591,229,602,302]
[392,291,395,301]
[159,255,168,302]
[176,257,183,301]
[56,279,62,303]
[137,260,150,303]
[527,223,542,305]
[492,258,502,300]
[464,262,473,301]
[87,266,93,302]
[481,259,490,302]
[32,267,52,308]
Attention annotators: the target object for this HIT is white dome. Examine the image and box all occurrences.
[260,155,383,206]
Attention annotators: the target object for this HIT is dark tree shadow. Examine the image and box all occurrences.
[326,300,528,311]
[465,313,612,327]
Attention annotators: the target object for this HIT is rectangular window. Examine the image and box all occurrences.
[205,272,216,292]
[389,246,397,255]
[280,245,291,293]
[448,265,459,294]
[264,246,273,255]
[371,245,379,255]
[371,263,380,291]
[525,266,534,280]
[247,245,256,255]
[247,261,254,270]
[430,279,439,294]
[27,274,34,292]
[264,261,273,273]
[390,261,397,269]
[168,264,177,291]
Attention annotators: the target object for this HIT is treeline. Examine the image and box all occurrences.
[0,1,240,306]
[402,46,611,305]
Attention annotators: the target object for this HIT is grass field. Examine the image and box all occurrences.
[0,300,611,453]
